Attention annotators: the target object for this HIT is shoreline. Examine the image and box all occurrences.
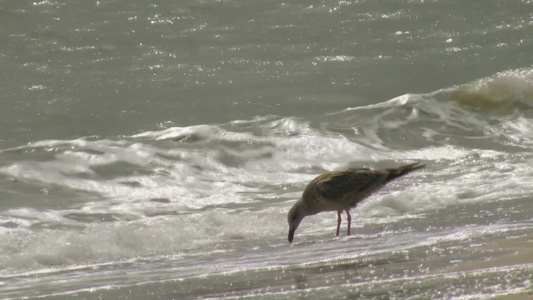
[444,235,533,299]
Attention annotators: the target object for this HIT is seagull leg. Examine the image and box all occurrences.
[346,210,352,236]
[336,210,342,237]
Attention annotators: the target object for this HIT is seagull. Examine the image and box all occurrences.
[287,162,424,243]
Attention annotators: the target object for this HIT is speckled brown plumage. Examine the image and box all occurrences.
[287,162,424,243]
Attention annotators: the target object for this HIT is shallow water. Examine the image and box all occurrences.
[1,0,533,299]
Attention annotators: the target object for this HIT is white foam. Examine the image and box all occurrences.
[2,97,533,277]
[0,207,288,273]
[132,124,221,141]
[456,68,533,105]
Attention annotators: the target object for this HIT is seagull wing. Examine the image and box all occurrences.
[315,169,388,206]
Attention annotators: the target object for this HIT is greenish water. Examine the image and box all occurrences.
[1,0,533,299]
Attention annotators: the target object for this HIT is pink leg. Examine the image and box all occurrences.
[336,210,342,237]
[346,211,352,236]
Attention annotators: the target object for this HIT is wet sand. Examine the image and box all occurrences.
[448,236,533,272]
[494,292,533,300]
[34,228,533,300]
[447,235,533,299]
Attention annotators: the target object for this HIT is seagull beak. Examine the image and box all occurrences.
[288,226,296,243]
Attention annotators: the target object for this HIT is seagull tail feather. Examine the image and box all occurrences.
[385,162,424,182]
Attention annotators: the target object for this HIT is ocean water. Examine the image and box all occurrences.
[1,0,533,299]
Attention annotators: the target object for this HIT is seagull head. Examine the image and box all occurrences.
[287,199,306,243]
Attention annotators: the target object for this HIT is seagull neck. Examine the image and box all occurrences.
[300,197,321,216]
